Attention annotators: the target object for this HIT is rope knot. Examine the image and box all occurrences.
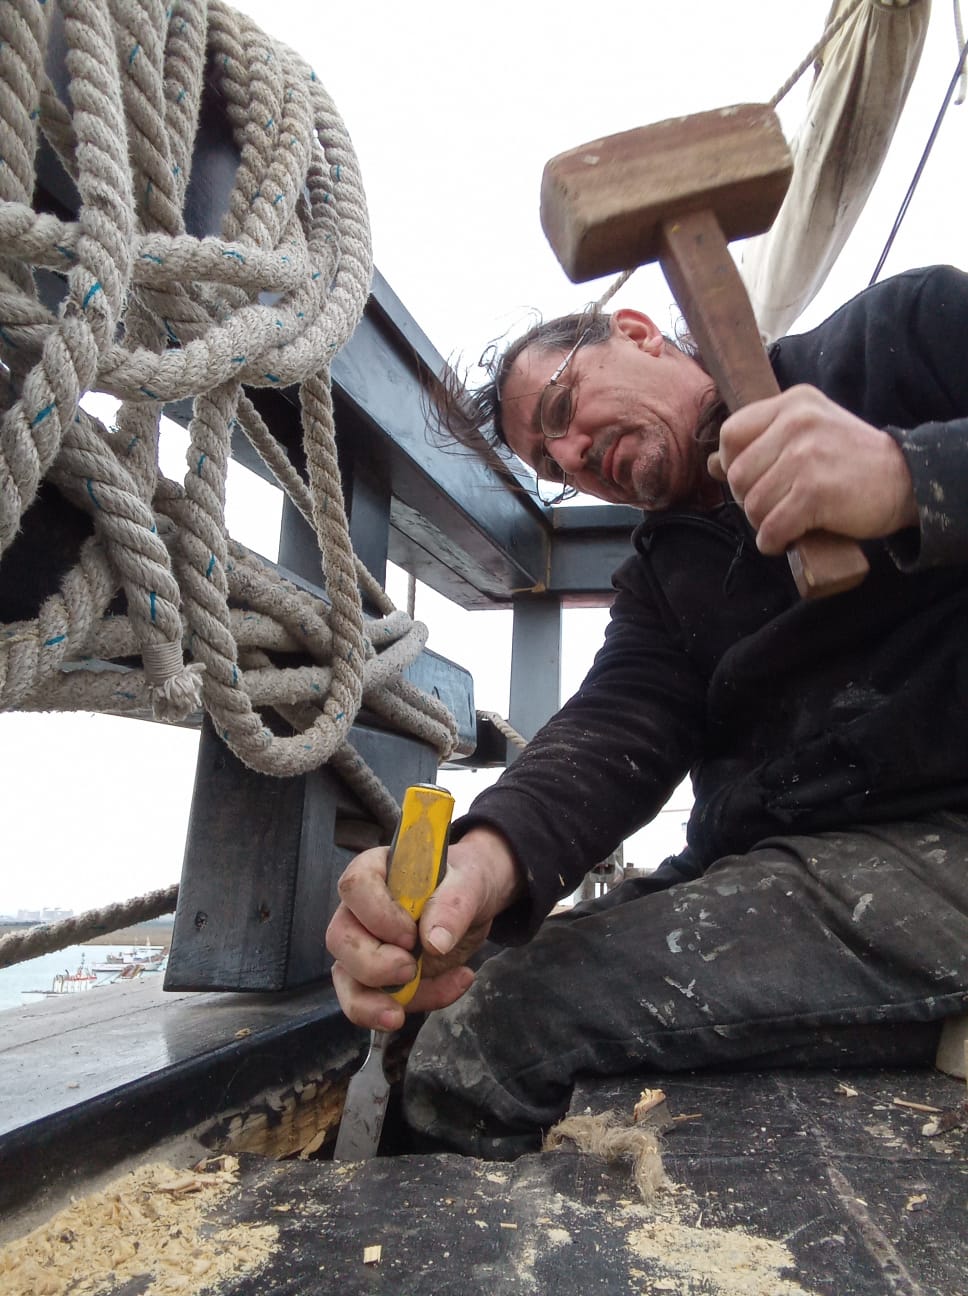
[142,639,204,723]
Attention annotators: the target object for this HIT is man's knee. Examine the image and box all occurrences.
[403,986,544,1159]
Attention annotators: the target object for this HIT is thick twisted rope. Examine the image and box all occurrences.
[0,886,179,971]
[0,1,462,965]
[478,709,528,751]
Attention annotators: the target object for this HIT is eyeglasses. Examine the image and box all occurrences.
[534,326,591,505]
[538,326,591,440]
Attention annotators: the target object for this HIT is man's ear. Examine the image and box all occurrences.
[611,309,665,357]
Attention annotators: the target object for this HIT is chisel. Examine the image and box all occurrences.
[332,782,454,1160]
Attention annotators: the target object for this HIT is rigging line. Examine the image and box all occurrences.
[769,0,866,109]
[595,0,868,308]
[869,34,968,286]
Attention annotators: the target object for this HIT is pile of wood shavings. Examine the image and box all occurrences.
[0,1157,278,1296]
[626,1217,814,1296]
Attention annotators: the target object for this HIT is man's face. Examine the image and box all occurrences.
[500,310,716,509]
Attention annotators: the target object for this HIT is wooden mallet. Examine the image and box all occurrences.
[540,104,869,600]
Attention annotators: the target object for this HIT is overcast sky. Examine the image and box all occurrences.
[1,0,965,914]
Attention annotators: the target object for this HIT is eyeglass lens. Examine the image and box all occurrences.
[539,382,573,439]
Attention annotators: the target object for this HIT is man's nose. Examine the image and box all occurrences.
[545,427,588,474]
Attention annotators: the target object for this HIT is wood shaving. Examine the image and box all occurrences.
[892,1097,942,1113]
[0,1159,277,1296]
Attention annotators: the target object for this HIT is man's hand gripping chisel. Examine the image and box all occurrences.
[333,783,454,1161]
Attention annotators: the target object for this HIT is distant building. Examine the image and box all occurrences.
[10,907,74,924]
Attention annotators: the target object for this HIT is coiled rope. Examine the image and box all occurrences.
[0,0,459,966]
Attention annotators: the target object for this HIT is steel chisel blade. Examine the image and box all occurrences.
[333,1031,390,1160]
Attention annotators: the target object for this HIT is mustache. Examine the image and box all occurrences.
[586,427,627,479]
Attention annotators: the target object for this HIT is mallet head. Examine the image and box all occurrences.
[540,103,793,283]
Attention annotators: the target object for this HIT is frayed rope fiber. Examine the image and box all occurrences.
[544,1110,669,1202]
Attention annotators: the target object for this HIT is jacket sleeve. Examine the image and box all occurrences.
[880,266,968,570]
[454,555,707,942]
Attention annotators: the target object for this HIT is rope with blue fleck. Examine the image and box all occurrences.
[0,1,457,811]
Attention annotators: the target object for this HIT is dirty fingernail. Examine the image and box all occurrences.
[428,925,454,955]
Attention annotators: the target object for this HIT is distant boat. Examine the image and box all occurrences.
[97,954,168,984]
[89,945,166,974]
[23,956,99,997]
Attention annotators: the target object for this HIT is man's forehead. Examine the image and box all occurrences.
[493,356,550,456]
[501,348,554,434]
[504,338,586,399]
[501,347,548,398]
[507,342,557,385]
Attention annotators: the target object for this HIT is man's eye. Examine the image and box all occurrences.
[540,383,572,436]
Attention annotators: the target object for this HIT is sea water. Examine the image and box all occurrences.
[0,945,163,1013]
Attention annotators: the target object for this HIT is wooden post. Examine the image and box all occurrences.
[165,718,438,992]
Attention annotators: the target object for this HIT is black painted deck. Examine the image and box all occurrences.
[174,1068,968,1295]
[1,983,965,1293]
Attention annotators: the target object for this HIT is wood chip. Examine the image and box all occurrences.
[634,1088,667,1121]
[835,1083,859,1098]
[154,1174,207,1195]
[297,1128,328,1160]
[921,1098,968,1138]
[905,1193,928,1212]
[363,1245,382,1264]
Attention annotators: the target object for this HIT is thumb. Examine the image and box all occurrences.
[418,861,489,957]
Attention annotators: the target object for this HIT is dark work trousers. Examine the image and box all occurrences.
[403,813,968,1159]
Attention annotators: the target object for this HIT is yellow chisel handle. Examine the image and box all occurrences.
[385,783,454,1007]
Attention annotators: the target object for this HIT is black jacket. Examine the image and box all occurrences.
[459,266,968,941]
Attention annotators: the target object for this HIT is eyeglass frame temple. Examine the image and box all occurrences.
[536,320,596,501]
[545,324,593,392]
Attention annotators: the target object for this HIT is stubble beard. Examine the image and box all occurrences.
[626,427,676,509]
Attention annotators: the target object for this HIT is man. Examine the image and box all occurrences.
[326,264,968,1158]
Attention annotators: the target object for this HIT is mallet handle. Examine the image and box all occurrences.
[659,210,869,599]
